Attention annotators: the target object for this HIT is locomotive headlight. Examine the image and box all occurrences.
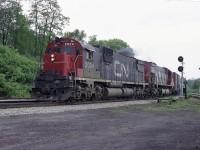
[51,54,55,61]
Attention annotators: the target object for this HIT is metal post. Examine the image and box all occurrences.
[185,84,187,99]
[183,80,188,99]
[180,61,183,97]
[178,56,184,97]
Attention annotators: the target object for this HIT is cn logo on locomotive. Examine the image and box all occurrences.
[85,61,94,69]
[114,60,129,78]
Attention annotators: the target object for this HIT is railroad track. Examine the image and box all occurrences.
[0,95,181,109]
[191,93,200,99]
[0,97,155,109]
[0,98,36,103]
[0,99,65,109]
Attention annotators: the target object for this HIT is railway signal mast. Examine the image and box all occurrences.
[178,56,184,97]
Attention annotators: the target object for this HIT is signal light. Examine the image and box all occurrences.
[178,56,183,62]
[178,66,183,72]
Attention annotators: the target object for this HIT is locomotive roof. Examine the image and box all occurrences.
[116,47,135,58]
[79,41,96,52]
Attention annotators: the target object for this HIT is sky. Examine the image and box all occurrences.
[23,0,200,79]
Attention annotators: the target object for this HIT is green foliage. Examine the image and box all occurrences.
[0,44,39,98]
[187,78,200,93]
[0,0,35,55]
[0,0,69,57]
[88,35,129,51]
[29,0,70,56]
[64,29,87,41]
[0,73,7,96]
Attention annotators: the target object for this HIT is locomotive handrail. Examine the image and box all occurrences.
[74,55,82,89]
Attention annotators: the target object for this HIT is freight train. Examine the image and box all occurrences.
[32,37,180,103]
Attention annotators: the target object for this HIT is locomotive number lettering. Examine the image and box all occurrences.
[114,60,129,78]
[65,42,74,46]
[85,61,94,69]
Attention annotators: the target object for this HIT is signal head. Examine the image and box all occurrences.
[178,66,183,72]
[178,56,184,62]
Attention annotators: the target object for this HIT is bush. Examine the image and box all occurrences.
[0,45,39,98]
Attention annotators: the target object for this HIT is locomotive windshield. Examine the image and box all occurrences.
[45,47,74,54]
[61,47,74,54]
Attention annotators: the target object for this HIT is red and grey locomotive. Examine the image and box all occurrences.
[32,37,180,102]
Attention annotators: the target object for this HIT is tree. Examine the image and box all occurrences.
[64,29,87,41]
[0,0,45,56]
[39,0,69,43]
[29,0,42,56]
[0,0,13,45]
[88,36,130,51]
[193,79,200,89]
[187,78,200,93]
[45,0,69,43]
[0,0,34,55]
[29,0,69,56]
[88,35,98,45]
[104,39,129,51]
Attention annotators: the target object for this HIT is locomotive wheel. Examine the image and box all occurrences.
[90,94,96,101]
[66,97,76,105]
[81,94,87,102]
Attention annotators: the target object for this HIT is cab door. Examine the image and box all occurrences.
[74,47,83,77]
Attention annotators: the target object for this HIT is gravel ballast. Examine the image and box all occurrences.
[0,100,155,117]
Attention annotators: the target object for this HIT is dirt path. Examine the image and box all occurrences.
[0,104,200,150]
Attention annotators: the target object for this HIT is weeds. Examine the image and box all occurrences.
[112,98,200,113]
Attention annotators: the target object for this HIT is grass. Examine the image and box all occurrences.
[112,98,200,113]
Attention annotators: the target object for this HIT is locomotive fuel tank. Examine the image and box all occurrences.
[103,88,134,98]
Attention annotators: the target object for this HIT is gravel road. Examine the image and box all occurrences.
[0,100,200,150]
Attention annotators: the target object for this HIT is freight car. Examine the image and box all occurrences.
[32,37,180,102]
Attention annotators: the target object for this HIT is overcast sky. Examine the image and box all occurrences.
[24,0,200,79]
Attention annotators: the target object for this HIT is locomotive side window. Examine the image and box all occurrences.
[46,48,52,53]
[61,47,74,54]
[76,48,81,55]
[86,50,93,60]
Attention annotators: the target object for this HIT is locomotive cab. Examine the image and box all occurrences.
[32,38,84,101]
[43,38,83,77]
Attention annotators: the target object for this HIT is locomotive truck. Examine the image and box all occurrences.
[32,37,180,102]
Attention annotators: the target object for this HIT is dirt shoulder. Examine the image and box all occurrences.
[0,99,200,150]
